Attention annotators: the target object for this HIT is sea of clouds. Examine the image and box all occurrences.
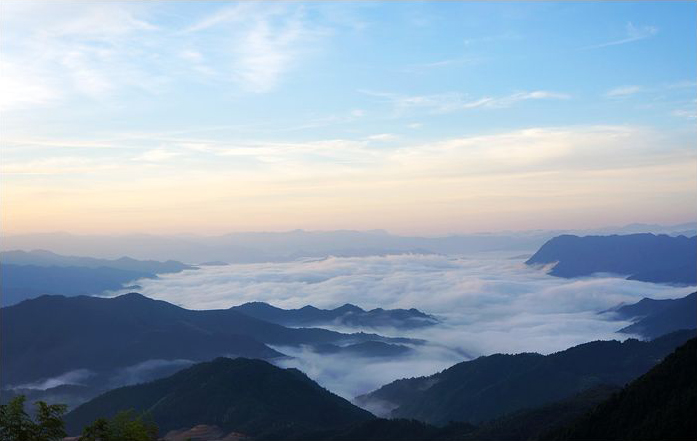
[124,252,694,401]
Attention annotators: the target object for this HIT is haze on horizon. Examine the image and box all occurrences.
[1,1,696,236]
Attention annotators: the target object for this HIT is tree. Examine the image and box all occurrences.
[0,395,67,441]
[78,410,158,441]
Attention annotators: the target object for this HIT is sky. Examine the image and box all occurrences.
[1,1,695,236]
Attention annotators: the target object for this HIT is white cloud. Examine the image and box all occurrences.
[367,133,398,142]
[185,3,325,93]
[179,50,204,63]
[362,89,570,115]
[13,369,94,391]
[0,2,326,111]
[0,2,161,110]
[133,149,183,162]
[583,22,658,50]
[606,85,643,98]
[0,61,63,111]
[673,108,696,119]
[124,253,694,399]
[402,57,484,74]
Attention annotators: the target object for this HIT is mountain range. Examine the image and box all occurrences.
[0,250,194,306]
[526,233,697,285]
[231,301,438,329]
[0,249,193,273]
[1,264,152,306]
[605,292,697,339]
[1,293,416,390]
[357,330,695,425]
[61,336,697,441]
[3,223,694,263]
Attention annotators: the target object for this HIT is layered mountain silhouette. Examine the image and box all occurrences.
[277,338,697,441]
[526,233,697,285]
[231,301,437,329]
[0,250,194,305]
[64,357,374,438]
[542,337,697,441]
[605,292,697,339]
[5,224,695,263]
[357,330,694,425]
[66,338,693,441]
[1,293,416,389]
[0,249,193,273]
[1,264,151,306]
[290,386,617,441]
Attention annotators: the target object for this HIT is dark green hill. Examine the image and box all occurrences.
[271,386,618,441]
[460,385,619,441]
[541,338,697,441]
[358,330,695,425]
[64,357,374,438]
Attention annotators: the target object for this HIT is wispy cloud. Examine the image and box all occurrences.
[583,22,658,50]
[0,2,330,111]
[402,57,484,74]
[361,90,570,115]
[367,133,398,142]
[672,107,696,120]
[133,149,183,163]
[0,2,161,111]
[185,3,326,93]
[463,32,521,46]
[606,85,643,98]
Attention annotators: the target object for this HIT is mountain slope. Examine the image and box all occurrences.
[358,330,695,425]
[64,357,374,437]
[232,301,437,329]
[526,234,696,285]
[542,338,697,441]
[1,293,413,387]
[615,292,696,339]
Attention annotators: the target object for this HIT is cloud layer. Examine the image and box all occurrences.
[126,253,694,400]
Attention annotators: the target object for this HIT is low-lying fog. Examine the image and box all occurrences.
[119,253,694,401]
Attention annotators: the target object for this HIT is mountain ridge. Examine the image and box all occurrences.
[64,357,375,438]
[231,301,437,329]
[1,293,417,389]
[357,330,695,425]
[526,233,697,285]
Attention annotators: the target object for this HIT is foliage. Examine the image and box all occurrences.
[0,395,67,441]
[64,357,372,437]
[361,330,693,425]
[78,410,158,441]
[541,337,697,441]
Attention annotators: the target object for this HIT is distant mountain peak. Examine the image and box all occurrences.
[231,301,437,329]
[336,303,364,313]
[527,233,697,285]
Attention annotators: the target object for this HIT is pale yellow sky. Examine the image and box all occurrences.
[3,125,696,235]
